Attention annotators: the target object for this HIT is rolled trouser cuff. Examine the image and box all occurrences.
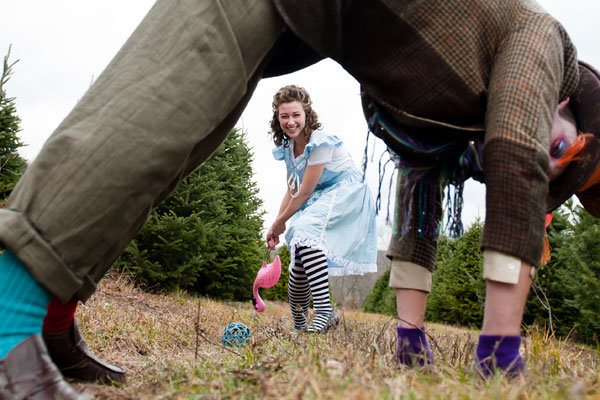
[0,209,86,302]
[483,249,536,284]
[388,259,432,293]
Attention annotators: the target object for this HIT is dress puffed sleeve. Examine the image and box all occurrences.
[305,131,343,166]
[272,145,285,161]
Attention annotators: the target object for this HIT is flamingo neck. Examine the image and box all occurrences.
[252,282,265,311]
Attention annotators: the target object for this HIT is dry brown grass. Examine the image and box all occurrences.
[73,273,600,399]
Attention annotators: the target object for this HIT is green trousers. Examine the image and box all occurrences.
[0,0,285,302]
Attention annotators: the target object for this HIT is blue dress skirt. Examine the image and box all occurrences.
[273,131,377,276]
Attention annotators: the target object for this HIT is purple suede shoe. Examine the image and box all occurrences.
[396,326,434,367]
[475,335,526,378]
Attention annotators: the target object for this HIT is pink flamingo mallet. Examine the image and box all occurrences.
[252,255,282,312]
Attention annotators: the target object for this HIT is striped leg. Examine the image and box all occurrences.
[288,258,310,330]
[297,247,333,333]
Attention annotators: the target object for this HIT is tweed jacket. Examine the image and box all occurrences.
[272,0,579,269]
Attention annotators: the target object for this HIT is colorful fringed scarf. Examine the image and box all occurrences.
[365,101,484,239]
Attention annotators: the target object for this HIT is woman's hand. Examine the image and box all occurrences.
[266,218,286,250]
[266,164,323,250]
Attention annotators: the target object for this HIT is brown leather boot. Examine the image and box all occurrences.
[0,334,89,400]
[43,320,126,384]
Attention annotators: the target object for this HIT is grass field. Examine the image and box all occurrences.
[72,273,600,399]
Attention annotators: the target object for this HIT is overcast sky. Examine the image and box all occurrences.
[1,1,599,249]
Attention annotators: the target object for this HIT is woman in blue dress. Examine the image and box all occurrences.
[266,85,377,333]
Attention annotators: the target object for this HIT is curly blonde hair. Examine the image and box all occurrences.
[269,85,322,147]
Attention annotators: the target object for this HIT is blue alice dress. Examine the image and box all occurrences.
[273,131,378,276]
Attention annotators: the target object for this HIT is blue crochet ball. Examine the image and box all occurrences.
[221,322,251,347]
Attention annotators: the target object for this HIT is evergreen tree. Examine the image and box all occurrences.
[426,221,485,327]
[521,200,600,344]
[362,267,396,316]
[117,128,265,300]
[523,202,578,336]
[363,221,486,327]
[363,199,600,344]
[551,203,600,344]
[0,46,26,203]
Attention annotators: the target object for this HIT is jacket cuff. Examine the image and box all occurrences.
[480,139,548,266]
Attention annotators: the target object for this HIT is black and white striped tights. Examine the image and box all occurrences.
[288,246,332,333]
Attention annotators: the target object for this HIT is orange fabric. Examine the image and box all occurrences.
[579,164,600,192]
[540,235,551,266]
[556,134,592,167]
[545,213,553,228]
[540,213,552,265]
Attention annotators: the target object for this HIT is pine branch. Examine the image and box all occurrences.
[1,45,19,94]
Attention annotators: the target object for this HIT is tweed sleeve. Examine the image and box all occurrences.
[386,174,442,272]
[481,16,576,266]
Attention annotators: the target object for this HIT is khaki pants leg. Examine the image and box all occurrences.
[0,0,285,302]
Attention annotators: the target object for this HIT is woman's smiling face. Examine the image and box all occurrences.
[548,99,579,181]
[278,101,306,142]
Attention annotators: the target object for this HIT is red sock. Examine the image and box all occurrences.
[42,296,78,333]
